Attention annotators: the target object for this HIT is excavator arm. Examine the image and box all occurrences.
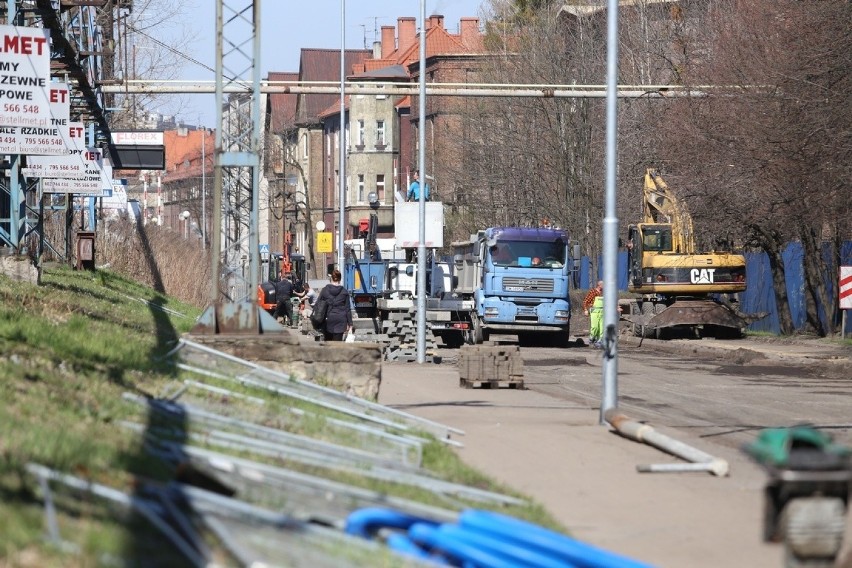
[642,169,695,254]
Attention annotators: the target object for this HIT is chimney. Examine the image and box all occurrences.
[460,17,480,46]
[427,15,444,30]
[381,25,395,58]
[398,17,416,53]
[372,41,381,59]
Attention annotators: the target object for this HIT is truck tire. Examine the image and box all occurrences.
[472,316,488,344]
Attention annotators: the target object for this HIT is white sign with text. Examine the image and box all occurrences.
[0,82,70,155]
[0,24,52,128]
[24,121,86,177]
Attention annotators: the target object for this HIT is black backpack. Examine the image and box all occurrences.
[310,297,328,329]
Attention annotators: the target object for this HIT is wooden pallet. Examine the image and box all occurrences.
[459,377,525,389]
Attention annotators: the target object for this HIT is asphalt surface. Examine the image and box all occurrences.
[378,334,852,568]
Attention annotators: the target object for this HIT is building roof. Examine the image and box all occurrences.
[349,16,486,76]
[162,128,215,184]
[267,71,298,133]
[317,95,350,120]
[351,64,410,80]
[394,24,469,64]
[295,48,371,125]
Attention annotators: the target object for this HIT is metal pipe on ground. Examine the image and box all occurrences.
[604,409,730,477]
[637,463,722,474]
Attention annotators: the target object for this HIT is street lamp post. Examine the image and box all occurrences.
[201,126,207,248]
[180,210,190,239]
[338,0,346,272]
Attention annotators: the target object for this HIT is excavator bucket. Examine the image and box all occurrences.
[650,300,747,329]
[645,300,768,337]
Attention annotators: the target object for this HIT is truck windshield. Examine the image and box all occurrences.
[488,241,566,268]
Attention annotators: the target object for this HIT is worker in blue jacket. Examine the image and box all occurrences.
[407,169,430,201]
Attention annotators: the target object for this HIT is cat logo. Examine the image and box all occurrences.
[690,268,716,284]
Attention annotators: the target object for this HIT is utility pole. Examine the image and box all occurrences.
[195,0,265,333]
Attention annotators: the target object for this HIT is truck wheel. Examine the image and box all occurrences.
[465,328,476,345]
[473,316,487,344]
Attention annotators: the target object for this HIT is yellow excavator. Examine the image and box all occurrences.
[624,169,762,338]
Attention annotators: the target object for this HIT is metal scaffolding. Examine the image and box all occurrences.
[2,0,114,254]
[187,0,274,334]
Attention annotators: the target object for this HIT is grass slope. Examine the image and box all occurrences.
[0,266,561,567]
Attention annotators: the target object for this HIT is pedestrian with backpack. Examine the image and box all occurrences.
[314,269,353,341]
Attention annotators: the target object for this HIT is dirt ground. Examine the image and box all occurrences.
[378,334,852,568]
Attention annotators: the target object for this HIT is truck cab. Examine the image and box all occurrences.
[455,227,573,347]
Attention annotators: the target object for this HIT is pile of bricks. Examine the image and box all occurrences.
[382,311,439,363]
[348,311,439,363]
[457,345,525,389]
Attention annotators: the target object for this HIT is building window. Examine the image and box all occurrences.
[376,174,385,202]
[357,120,365,147]
[358,174,365,203]
[376,120,385,147]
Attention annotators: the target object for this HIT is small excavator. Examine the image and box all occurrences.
[623,169,764,338]
[257,230,307,318]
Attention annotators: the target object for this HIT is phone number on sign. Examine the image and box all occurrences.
[23,137,64,146]
[3,104,40,114]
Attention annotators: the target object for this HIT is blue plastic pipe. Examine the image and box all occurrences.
[459,510,654,568]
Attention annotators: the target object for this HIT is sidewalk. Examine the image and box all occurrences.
[378,358,852,568]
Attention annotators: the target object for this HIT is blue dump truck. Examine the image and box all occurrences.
[452,227,573,347]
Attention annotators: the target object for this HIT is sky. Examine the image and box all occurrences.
[167,0,487,128]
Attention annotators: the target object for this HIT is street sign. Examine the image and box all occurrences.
[317,231,333,253]
[840,266,852,310]
[259,243,270,254]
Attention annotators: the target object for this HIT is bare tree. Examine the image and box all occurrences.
[454,0,689,262]
[447,0,609,257]
[108,0,199,127]
[454,0,850,336]
[661,0,851,335]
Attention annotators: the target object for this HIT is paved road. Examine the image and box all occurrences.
[378,334,852,568]
[524,336,852,451]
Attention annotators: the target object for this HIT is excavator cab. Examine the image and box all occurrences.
[639,224,673,253]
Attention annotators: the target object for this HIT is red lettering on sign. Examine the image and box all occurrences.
[50,89,68,103]
[3,34,48,56]
[70,126,83,138]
